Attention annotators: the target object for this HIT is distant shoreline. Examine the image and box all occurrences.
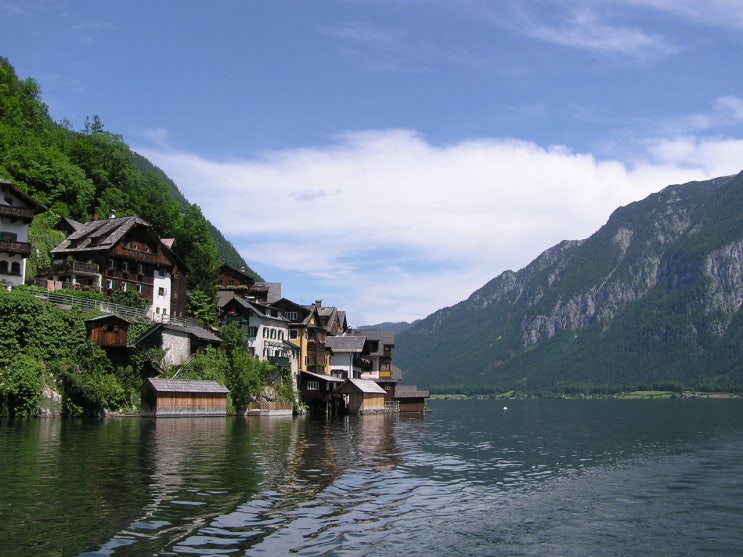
[428,391,743,401]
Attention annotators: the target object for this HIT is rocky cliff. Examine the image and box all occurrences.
[395,172,743,393]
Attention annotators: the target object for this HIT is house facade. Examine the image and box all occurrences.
[219,294,299,387]
[326,335,366,379]
[47,214,188,320]
[0,179,47,287]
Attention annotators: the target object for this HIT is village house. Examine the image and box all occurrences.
[350,329,395,381]
[326,335,367,380]
[218,294,300,388]
[45,213,188,320]
[134,322,222,368]
[0,179,47,287]
[217,263,255,289]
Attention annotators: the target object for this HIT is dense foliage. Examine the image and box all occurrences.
[0,57,260,292]
[0,57,283,416]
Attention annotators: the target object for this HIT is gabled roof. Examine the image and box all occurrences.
[300,369,345,383]
[144,378,229,394]
[395,384,430,398]
[52,216,148,254]
[326,335,366,353]
[336,378,386,395]
[85,314,130,326]
[221,295,289,323]
[132,322,221,346]
[50,215,188,272]
[0,179,47,213]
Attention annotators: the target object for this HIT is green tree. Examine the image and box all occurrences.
[0,353,44,417]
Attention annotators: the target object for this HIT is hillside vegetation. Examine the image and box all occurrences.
[395,172,743,395]
[0,57,275,416]
[0,57,260,284]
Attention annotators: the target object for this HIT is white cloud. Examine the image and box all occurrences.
[136,128,743,325]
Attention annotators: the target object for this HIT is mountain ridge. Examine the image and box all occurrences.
[394,171,743,394]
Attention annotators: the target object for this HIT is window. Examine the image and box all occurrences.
[285,311,298,321]
[106,279,114,290]
[290,330,298,339]
[137,284,145,294]
[107,259,115,270]
[121,282,127,292]
[136,263,144,274]
[10,261,20,275]
[158,287,166,297]
[307,381,319,391]
[246,326,258,337]
[0,261,7,275]
[121,261,129,272]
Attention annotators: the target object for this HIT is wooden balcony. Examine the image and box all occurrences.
[52,261,100,276]
[0,239,32,257]
[0,205,35,220]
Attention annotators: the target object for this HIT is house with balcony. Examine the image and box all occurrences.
[219,294,299,387]
[326,335,366,380]
[349,329,395,381]
[0,179,47,287]
[45,214,188,320]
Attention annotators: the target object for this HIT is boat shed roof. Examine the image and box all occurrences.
[144,378,229,394]
[336,378,387,395]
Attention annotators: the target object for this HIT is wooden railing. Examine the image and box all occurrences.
[0,239,32,256]
[0,205,35,219]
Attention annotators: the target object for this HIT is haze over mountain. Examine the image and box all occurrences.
[395,171,743,394]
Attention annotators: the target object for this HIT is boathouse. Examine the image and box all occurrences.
[336,378,387,414]
[394,385,430,413]
[141,378,229,417]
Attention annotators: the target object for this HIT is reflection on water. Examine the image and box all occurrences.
[1,400,742,556]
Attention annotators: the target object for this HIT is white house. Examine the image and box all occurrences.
[0,179,46,287]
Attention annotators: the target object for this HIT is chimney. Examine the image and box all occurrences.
[315,299,323,307]
[108,209,116,219]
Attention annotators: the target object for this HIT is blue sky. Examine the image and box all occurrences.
[3,1,743,325]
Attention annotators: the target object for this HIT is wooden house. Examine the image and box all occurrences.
[0,179,47,287]
[47,214,188,320]
[141,378,229,417]
[336,378,387,415]
[217,263,255,289]
[85,315,130,347]
[394,385,430,413]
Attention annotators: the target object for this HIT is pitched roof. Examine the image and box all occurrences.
[144,378,229,394]
[52,216,148,254]
[0,179,47,213]
[336,378,387,394]
[300,369,345,383]
[395,384,430,398]
[326,335,366,353]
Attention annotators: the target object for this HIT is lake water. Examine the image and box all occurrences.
[1,399,743,556]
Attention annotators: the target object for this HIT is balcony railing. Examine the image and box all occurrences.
[0,205,35,220]
[0,239,32,256]
[51,261,100,275]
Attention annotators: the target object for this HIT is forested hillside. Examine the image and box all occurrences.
[0,57,261,285]
[395,172,743,395]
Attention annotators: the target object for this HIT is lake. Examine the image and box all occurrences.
[1,398,742,556]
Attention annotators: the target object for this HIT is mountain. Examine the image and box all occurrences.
[357,322,415,334]
[395,171,743,394]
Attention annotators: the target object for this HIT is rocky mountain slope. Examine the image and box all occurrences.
[395,171,743,393]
